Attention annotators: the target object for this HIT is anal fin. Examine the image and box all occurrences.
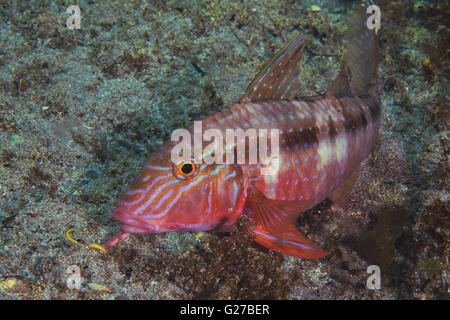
[329,168,360,207]
[250,224,328,259]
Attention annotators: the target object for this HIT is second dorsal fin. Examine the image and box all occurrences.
[327,70,354,97]
[240,33,307,103]
[329,9,378,96]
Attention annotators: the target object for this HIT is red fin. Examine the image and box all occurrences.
[250,224,328,259]
[240,33,307,102]
[329,168,360,207]
[247,186,301,234]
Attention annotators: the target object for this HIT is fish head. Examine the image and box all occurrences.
[111,142,248,235]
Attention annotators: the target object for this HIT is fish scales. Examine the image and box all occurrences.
[200,93,380,211]
[103,10,381,258]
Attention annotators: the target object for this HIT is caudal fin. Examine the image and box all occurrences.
[329,7,379,96]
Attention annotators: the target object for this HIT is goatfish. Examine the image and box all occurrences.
[103,10,380,258]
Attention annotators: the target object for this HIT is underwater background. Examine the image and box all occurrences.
[0,0,448,299]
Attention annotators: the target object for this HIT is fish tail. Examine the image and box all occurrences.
[330,6,379,96]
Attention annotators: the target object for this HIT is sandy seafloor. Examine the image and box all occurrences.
[0,0,448,299]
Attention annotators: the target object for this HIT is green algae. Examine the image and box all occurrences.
[6,134,25,147]
[419,257,444,277]
[355,207,410,271]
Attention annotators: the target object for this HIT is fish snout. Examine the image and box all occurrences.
[112,206,158,234]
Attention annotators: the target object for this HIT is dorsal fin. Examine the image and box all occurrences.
[240,33,307,103]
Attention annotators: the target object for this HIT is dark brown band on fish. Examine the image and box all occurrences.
[328,117,338,140]
[281,125,320,151]
[336,96,379,134]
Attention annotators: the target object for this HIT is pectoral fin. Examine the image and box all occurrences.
[246,186,302,234]
[249,224,328,259]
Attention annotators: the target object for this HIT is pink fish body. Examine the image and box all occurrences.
[104,11,380,258]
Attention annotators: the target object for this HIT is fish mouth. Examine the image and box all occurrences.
[112,208,158,234]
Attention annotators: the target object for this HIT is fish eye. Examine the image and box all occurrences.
[181,162,193,175]
[174,159,200,180]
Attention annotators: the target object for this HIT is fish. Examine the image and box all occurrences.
[103,9,381,258]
